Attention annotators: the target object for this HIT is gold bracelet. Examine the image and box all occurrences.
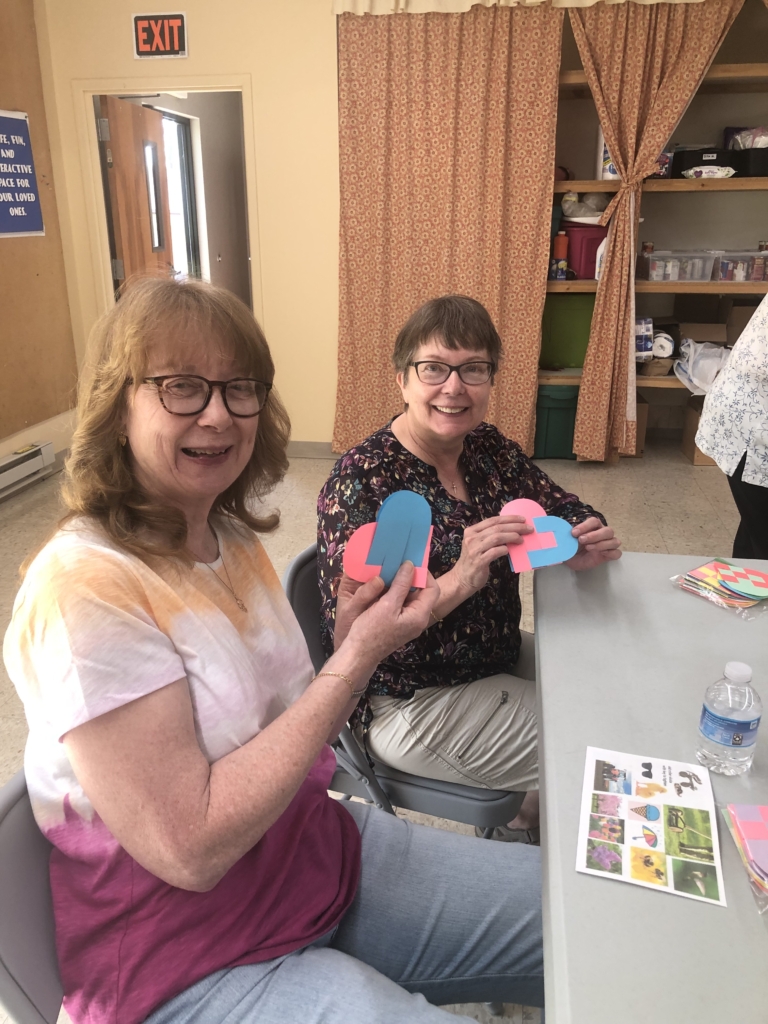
[314,671,368,698]
[430,610,442,625]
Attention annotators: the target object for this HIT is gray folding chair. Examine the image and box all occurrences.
[0,770,62,1024]
[282,544,525,833]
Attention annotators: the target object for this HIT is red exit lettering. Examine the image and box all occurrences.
[133,14,186,58]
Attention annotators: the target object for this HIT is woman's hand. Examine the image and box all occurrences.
[452,515,532,593]
[338,562,439,664]
[566,517,622,572]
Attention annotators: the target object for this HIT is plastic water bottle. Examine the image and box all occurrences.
[696,662,762,775]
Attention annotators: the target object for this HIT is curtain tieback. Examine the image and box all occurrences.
[599,175,644,226]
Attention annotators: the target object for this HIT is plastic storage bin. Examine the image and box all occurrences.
[637,250,716,282]
[714,251,768,282]
[671,148,741,178]
[533,385,579,460]
[540,294,596,369]
[562,222,609,279]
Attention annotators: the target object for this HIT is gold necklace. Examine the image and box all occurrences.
[403,422,462,496]
[202,537,248,612]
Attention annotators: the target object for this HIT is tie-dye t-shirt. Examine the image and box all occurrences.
[3,517,361,1024]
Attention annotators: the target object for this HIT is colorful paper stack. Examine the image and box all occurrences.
[675,560,768,610]
[723,804,768,897]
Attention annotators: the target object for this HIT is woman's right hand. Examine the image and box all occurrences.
[451,515,532,593]
[338,562,439,664]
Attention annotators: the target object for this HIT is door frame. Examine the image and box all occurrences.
[73,74,261,327]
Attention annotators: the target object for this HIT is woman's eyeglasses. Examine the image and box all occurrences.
[409,360,495,385]
[143,375,272,417]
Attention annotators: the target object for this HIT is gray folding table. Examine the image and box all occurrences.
[535,552,768,1024]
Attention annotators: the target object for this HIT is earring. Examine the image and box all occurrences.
[118,432,127,447]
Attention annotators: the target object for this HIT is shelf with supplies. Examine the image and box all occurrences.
[559,62,768,99]
[553,178,768,193]
[538,369,686,390]
[546,281,768,294]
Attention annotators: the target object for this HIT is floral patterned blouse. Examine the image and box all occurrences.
[696,294,768,486]
[317,420,606,728]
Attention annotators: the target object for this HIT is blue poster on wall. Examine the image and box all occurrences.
[0,110,44,237]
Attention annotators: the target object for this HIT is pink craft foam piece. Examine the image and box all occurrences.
[500,498,557,573]
[343,523,433,588]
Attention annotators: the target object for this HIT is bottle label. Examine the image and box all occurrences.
[699,706,761,748]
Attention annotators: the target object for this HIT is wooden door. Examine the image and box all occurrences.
[96,95,174,288]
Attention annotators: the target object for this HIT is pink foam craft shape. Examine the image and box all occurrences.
[500,498,578,572]
[343,523,433,588]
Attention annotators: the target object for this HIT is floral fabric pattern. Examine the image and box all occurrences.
[696,295,768,487]
[334,4,563,453]
[317,421,605,726]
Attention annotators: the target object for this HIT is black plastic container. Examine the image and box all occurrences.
[737,148,768,176]
[671,148,742,178]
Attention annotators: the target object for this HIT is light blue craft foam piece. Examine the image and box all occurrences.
[527,516,579,568]
[366,490,433,586]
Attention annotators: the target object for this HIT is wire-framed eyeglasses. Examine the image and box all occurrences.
[143,375,272,417]
[409,360,495,385]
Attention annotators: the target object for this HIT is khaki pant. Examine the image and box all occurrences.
[359,632,538,792]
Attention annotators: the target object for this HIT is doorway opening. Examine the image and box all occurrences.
[93,91,251,308]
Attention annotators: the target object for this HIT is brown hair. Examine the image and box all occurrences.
[59,276,290,562]
[392,295,503,376]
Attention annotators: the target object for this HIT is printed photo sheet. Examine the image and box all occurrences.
[576,747,726,906]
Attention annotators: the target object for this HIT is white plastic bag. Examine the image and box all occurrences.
[673,338,731,395]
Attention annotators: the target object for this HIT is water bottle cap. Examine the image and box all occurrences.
[724,661,752,684]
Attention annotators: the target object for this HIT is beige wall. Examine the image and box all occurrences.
[34,0,341,443]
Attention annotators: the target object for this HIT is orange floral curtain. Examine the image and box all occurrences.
[334,4,563,452]
[570,0,743,461]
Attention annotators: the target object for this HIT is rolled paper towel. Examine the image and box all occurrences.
[652,332,675,359]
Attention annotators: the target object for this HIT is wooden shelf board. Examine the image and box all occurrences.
[537,371,686,390]
[635,376,686,389]
[635,281,768,294]
[554,178,768,193]
[546,280,597,292]
[559,63,768,98]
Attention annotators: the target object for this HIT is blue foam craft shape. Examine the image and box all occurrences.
[366,490,433,586]
[527,516,579,568]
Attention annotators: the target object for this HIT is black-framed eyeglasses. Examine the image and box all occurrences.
[409,360,495,385]
[143,375,272,417]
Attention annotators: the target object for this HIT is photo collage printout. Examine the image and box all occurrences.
[576,747,726,906]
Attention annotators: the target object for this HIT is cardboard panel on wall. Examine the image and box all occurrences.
[0,0,78,442]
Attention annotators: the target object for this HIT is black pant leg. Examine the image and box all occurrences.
[728,453,768,560]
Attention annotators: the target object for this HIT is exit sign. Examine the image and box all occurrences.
[133,13,187,58]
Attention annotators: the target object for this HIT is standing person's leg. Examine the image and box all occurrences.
[727,454,768,559]
[332,800,544,1008]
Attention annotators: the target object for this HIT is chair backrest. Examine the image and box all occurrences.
[282,543,325,672]
[0,770,62,1024]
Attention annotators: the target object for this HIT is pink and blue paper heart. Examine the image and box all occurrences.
[500,498,579,572]
[343,490,433,587]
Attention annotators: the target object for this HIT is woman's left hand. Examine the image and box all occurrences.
[565,517,622,572]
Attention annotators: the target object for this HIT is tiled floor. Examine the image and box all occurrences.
[0,438,739,1024]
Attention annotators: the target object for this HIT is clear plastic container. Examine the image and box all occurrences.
[637,250,716,282]
[713,251,768,283]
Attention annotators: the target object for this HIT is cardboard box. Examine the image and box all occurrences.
[726,304,759,347]
[623,394,649,458]
[681,395,717,466]
[678,323,728,345]
[637,357,674,377]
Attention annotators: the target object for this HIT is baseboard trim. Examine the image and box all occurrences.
[287,441,337,460]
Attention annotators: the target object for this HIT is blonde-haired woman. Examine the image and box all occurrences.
[4,278,543,1024]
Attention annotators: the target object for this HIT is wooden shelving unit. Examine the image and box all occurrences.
[554,178,768,193]
[546,280,597,293]
[559,62,768,99]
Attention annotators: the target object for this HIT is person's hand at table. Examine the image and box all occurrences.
[565,517,622,572]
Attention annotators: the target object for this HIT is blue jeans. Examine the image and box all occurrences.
[145,801,543,1023]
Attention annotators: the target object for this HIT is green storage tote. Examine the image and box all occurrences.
[539,294,595,370]
[533,385,579,460]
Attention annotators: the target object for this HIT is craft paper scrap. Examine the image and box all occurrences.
[722,806,768,898]
[576,747,726,906]
[500,498,578,573]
